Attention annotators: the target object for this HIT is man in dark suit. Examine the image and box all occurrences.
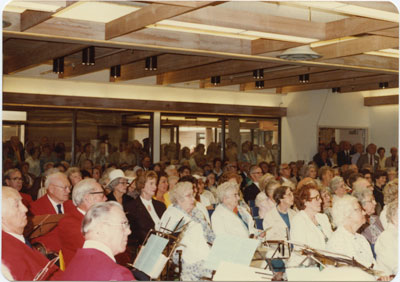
[357,143,379,172]
[29,172,76,252]
[243,165,263,203]
[337,141,352,167]
[62,201,134,281]
[124,171,166,247]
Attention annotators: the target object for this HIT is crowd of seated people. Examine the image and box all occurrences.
[2,135,398,281]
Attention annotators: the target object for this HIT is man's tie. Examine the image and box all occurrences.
[24,237,32,248]
[56,204,63,214]
[370,155,373,165]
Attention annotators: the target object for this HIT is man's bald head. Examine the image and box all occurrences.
[2,186,28,234]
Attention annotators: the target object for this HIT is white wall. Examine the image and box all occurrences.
[281,88,398,163]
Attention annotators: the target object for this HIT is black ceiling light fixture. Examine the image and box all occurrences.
[299,74,309,83]
[82,46,95,65]
[145,56,157,71]
[253,69,264,79]
[110,65,121,78]
[379,82,389,89]
[52,57,64,74]
[332,87,341,93]
[211,76,221,85]
[255,80,264,89]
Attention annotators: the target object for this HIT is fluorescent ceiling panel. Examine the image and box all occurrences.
[364,51,399,58]
[53,2,140,23]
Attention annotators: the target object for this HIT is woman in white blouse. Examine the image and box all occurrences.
[211,181,258,239]
[288,183,332,267]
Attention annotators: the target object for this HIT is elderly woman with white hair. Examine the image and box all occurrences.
[380,179,398,229]
[330,176,348,202]
[212,181,260,239]
[327,196,391,280]
[255,179,280,219]
[375,200,398,276]
[156,182,215,281]
[352,186,383,256]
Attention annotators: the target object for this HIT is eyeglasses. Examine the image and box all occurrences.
[252,171,262,175]
[10,177,23,181]
[309,195,321,201]
[53,184,72,191]
[104,221,130,229]
[90,190,106,196]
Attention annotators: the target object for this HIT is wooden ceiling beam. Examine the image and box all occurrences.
[105,2,215,40]
[4,41,88,74]
[341,81,399,94]
[241,70,376,91]
[280,74,398,93]
[115,54,223,82]
[314,35,399,60]
[172,6,326,40]
[204,66,329,88]
[325,17,398,39]
[364,95,399,106]
[322,54,399,71]
[3,1,76,32]
[63,49,160,78]
[368,27,399,38]
[157,60,283,85]
[251,39,303,55]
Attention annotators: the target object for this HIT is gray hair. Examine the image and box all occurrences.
[303,164,317,178]
[351,187,373,207]
[82,201,122,235]
[72,178,98,207]
[44,172,67,189]
[169,181,193,205]
[330,176,344,193]
[386,200,398,224]
[265,179,280,198]
[383,179,398,204]
[3,168,21,181]
[216,181,239,203]
[331,195,359,227]
[108,177,122,191]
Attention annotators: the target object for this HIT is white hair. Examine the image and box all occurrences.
[330,176,344,193]
[82,201,122,235]
[216,181,239,203]
[331,195,359,227]
[72,178,98,207]
[44,171,66,188]
[169,182,192,205]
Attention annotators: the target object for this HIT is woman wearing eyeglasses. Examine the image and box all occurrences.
[105,169,132,206]
[288,183,332,267]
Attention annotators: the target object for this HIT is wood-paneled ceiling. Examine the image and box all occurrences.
[3,1,399,94]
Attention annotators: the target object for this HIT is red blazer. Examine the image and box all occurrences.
[20,192,33,209]
[30,195,75,216]
[1,231,58,281]
[30,195,76,252]
[62,248,135,281]
[58,207,85,267]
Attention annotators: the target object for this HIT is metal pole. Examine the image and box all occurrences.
[221,118,226,161]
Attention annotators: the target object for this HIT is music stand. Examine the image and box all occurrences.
[28,214,64,239]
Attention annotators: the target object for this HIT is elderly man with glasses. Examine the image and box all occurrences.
[62,201,134,281]
[243,165,263,203]
[29,172,76,253]
[4,168,33,208]
[58,178,107,267]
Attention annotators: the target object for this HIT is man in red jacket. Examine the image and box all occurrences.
[58,178,106,266]
[29,172,76,252]
[2,186,59,280]
[62,201,135,281]
[4,168,33,209]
